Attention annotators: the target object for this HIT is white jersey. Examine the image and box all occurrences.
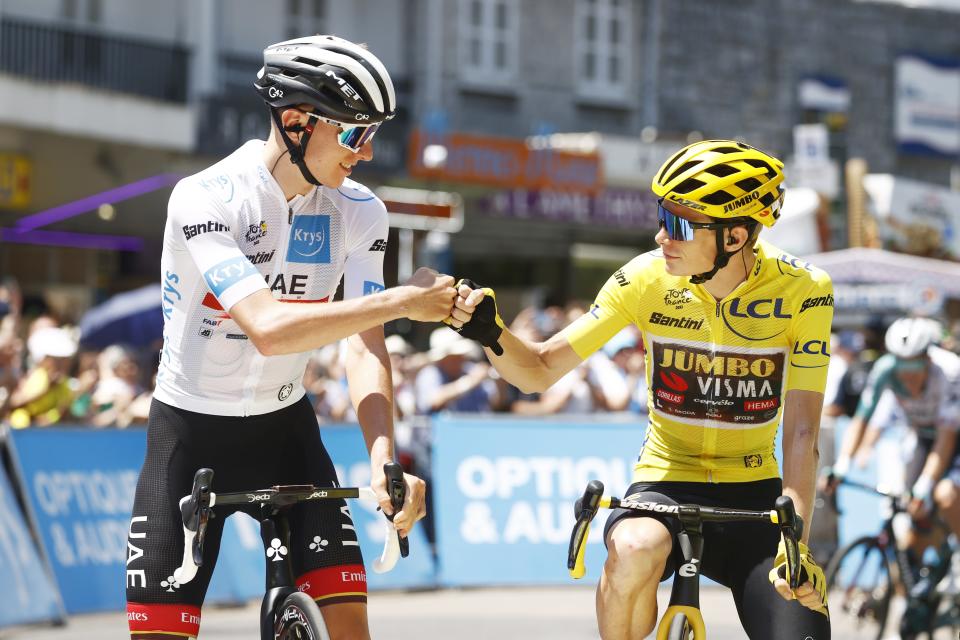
[154,140,388,416]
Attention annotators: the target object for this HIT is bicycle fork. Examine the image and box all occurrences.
[657,514,707,640]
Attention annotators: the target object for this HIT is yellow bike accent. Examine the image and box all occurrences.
[656,605,706,640]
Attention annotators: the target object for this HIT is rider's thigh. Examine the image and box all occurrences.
[320,602,370,640]
[605,516,674,582]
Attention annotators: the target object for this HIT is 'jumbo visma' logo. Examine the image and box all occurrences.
[650,339,785,426]
[287,215,331,264]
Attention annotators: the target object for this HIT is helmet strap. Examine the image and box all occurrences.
[689,228,737,285]
[269,108,321,186]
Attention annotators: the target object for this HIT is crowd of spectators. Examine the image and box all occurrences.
[0,278,649,431]
[11,274,960,435]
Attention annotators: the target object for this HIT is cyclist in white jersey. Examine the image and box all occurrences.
[126,36,468,640]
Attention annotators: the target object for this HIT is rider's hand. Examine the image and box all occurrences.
[444,279,505,355]
[370,462,426,538]
[402,268,457,323]
[769,539,829,617]
[817,467,841,497]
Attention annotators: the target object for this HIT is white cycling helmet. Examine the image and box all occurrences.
[884,317,942,359]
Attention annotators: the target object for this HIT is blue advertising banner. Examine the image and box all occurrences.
[8,429,146,614]
[0,457,64,627]
[431,416,641,586]
[7,426,433,615]
[322,426,437,590]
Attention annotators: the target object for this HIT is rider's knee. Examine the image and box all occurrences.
[605,519,672,582]
[933,478,959,509]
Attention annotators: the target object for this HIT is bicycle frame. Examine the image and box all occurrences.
[568,480,803,640]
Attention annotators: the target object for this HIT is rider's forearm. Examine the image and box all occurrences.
[237,288,414,356]
[481,329,553,392]
[344,329,395,463]
[835,415,868,471]
[781,391,825,544]
[918,428,957,485]
[782,438,818,545]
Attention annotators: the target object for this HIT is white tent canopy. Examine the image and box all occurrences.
[803,247,960,296]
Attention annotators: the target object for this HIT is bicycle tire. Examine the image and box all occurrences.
[825,535,894,640]
[274,591,330,640]
[665,613,695,640]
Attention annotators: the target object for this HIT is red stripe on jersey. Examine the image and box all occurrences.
[201,292,223,311]
[296,564,368,601]
[280,296,330,304]
[127,602,201,637]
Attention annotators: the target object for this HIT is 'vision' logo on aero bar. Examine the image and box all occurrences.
[287,215,331,264]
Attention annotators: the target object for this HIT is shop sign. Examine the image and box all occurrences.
[863,174,960,258]
[0,153,31,209]
[408,130,602,194]
[895,55,960,156]
[480,188,657,228]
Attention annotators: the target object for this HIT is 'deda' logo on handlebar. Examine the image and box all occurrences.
[287,215,331,264]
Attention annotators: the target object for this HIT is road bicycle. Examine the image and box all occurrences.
[823,472,960,640]
[567,480,805,640]
[173,462,409,640]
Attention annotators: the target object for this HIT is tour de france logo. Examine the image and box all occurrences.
[663,288,694,309]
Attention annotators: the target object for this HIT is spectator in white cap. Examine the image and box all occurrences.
[414,328,498,414]
[6,326,78,428]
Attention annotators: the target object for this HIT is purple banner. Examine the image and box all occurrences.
[479,189,658,228]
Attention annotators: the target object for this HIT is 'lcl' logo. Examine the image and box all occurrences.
[793,340,830,356]
[727,298,792,319]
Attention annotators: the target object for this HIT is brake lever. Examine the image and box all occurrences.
[383,462,409,558]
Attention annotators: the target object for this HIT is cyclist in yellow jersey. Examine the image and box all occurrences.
[446,140,833,639]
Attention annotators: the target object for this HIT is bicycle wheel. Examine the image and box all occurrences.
[825,535,894,640]
[274,591,330,640]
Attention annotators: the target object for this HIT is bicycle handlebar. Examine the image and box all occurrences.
[173,465,407,585]
[567,482,806,589]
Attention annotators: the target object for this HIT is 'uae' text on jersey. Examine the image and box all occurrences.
[565,240,834,483]
[155,140,388,416]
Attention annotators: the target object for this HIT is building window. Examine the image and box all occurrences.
[575,0,632,100]
[61,0,102,26]
[287,0,326,39]
[458,0,519,87]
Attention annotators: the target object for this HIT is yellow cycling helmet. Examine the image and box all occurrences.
[652,140,785,227]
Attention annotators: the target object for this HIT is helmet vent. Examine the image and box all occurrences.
[736,177,762,192]
[712,146,743,154]
[758,192,776,207]
[672,177,706,195]
[700,190,735,205]
[704,164,738,178]
[665,161,701,185]
[292,56,323,68]
[743,158,775,176]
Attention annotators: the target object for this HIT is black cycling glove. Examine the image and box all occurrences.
[446,278,505,356]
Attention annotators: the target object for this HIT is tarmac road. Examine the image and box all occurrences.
[0,584,940,639]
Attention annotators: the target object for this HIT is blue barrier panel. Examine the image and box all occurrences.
[432,415,640,586]
[8,426,433,615]
[323,425,437,590]
[0,456,64,627]
[8,428,146,614]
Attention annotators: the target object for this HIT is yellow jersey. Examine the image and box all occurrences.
[564,239,834,483]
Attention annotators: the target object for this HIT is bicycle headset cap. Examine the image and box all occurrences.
[255,35,396,184]
[884,317,942,359]
[651,140,786,284]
